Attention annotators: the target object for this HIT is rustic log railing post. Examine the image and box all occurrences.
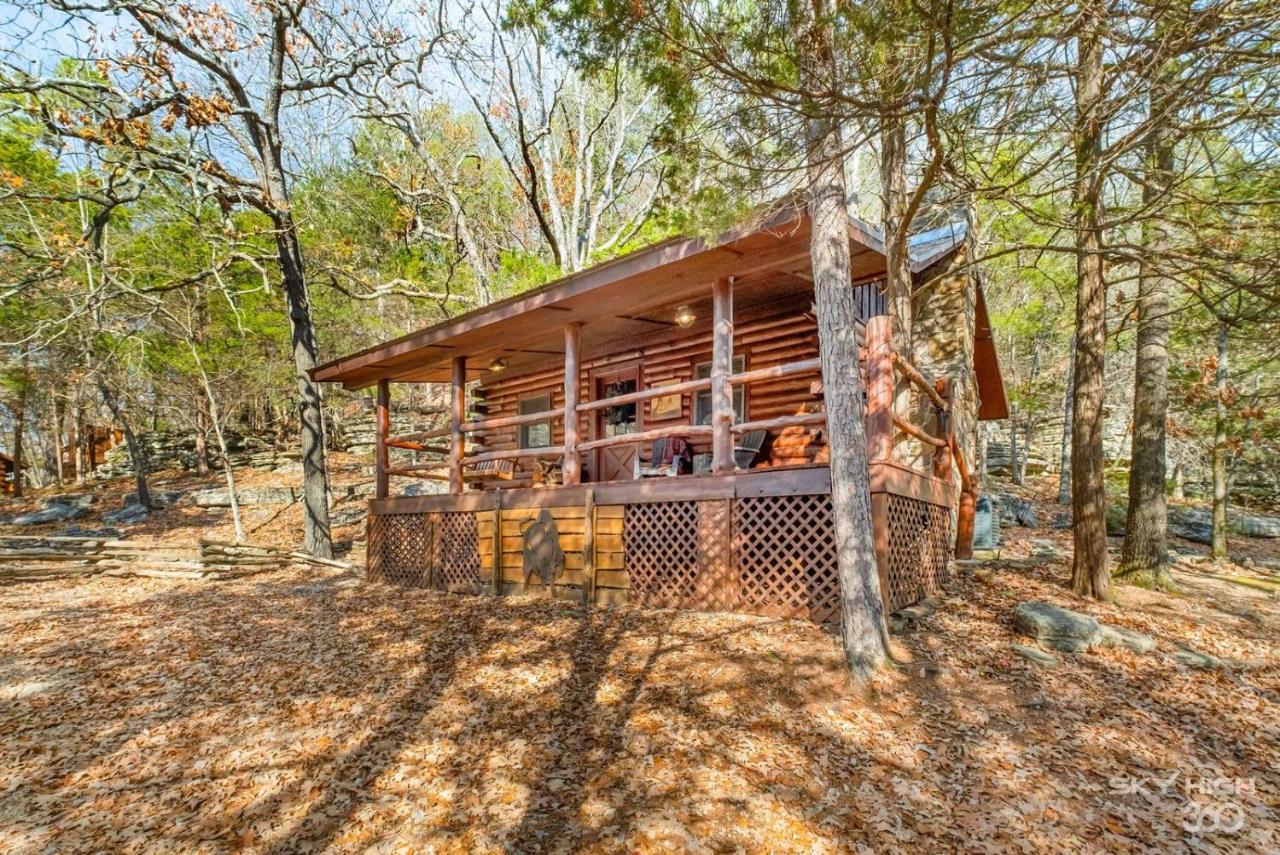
[866,315,894,463]
[449,356,466,494]
[932,377,952,481]
[563,322,582,485]
[711,275,735,473]
[375,379,390,499]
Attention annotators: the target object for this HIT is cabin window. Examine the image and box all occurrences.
[518,394,552,448]
[693,356,746,426]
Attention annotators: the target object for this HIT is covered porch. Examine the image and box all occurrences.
[314,205,1001,620]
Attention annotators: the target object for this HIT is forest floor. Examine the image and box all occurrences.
[1,484,1278,852]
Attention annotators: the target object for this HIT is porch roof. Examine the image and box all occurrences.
[313,204,887,389]
[311,206,1007,421]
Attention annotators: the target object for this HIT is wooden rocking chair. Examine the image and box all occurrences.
[634,436,692,478]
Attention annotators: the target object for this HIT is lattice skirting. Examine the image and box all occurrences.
[881,494,951,613]
[367,511,483,594]
[624,495,841,622]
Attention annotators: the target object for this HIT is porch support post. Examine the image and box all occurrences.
[449,356,466,494]
[932,377,952,480]
[563,322,582,484]
[866,315,894,463]
[375,379,390,499]
[711,275,735,473]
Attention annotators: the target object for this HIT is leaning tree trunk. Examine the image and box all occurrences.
[1070,0,1111,600]
[1119,103,1174,589]
[803,0,890,678]
[1058,339,1076,505]
[96,376,150,509]
[1211,321,1230,562]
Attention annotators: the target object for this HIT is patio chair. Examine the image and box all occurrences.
[634,436,692,478]
[734,430,768,470]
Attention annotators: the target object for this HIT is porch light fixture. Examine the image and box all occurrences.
[488,357,509,373]
[673,305,696,327]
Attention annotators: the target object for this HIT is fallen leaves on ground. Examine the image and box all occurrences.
[0,553,1276,853]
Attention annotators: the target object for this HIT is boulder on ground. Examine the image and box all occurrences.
[1012,643,1059,668]
[190,486,298,507]
[103,505,149,525]
[993,493,1039,528]
[1097,624,1157,654]
[1172,648,1227,669]
[13,504,88,525]
[1013,601,1102,652]
[44,493,94,510]
[123,489,184,508]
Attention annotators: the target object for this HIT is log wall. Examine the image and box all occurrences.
[473,308,845,484]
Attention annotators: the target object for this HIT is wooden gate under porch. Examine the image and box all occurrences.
[365,463,954,622]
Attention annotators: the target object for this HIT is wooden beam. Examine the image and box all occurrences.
[711,275,734,473]
[577,424,713,453]
[563,322,582,485]
[892,414,948,448]
[462,446,565,465]
[449,356,466,494]
[727,358,822,387]
[385,440,450,454]
[375,379,390,499]
[732,412,826,433]
[866,315,894,463]
[576,376,711,412]
[460,408,560,433]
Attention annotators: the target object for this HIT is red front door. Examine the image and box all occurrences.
[594,369,641,482]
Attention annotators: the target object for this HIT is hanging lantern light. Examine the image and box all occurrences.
[673,305,696,327]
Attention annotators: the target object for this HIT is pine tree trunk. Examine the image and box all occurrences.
[804,0,889,678]
[1119,98,1173,589]
[880,112,916,461]
[1058,339,1075,505]
[1211,322,1230,562]
[1070,0,1111,600]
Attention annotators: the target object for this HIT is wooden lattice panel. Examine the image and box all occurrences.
[623,501,701,608]
[373,513,435,587]
[883,494,951,613]
[436,512,483,594]
[734,494,840,623]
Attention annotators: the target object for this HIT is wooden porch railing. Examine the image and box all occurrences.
[373,280,976,559]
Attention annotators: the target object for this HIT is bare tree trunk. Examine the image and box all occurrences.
[1070,0,1111,600]
[804,0,889,678]
[1211,322,1229,562]
[1171,461,1184,500]
[53,398,65,485]
[11,388,25,499]
[72,405,85,485]
[1119,101,1174,588]
[96,376,150,508]
[880,112,916,462]
[1009,405,1023,486]
[1058,338,1076,505]
[195,398,211,476]
[188,341,245,541]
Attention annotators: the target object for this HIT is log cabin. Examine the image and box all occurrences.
[313,203,1007,621]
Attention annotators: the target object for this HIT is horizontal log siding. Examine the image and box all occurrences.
[474,310,856,481]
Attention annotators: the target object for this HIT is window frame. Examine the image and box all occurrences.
[693,355,746,426]
[517,393,553,449]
